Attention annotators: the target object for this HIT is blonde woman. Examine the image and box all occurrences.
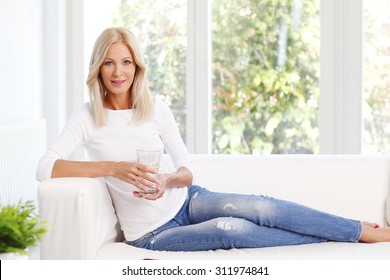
[37,27,390,251]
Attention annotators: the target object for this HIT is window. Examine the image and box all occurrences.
[211,0,320,154]
[76,0,387,155]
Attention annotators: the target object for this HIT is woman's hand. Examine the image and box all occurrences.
[111,161,159,194]
[133,173,169,200]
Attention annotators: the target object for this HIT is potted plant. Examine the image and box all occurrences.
[0,200,47,259]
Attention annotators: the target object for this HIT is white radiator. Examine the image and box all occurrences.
[0,119,46,206]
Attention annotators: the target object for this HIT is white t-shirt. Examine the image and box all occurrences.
[36,98,195,241]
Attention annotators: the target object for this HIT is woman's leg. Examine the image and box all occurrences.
[138,217,326,251]
[129,186,390,251]
[188,186,362,243]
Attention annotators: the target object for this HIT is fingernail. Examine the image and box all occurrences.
[374,225,379,228]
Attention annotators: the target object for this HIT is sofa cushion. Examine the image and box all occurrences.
[96,241,390,260]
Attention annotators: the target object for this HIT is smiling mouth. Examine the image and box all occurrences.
[111,80,126,84]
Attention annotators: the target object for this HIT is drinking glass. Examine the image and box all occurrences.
[136,148,162,194]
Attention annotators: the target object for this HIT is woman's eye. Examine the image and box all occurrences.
[123,60,131,65]
[104,61,113,66]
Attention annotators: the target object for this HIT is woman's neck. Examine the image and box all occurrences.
[105,93,132,110]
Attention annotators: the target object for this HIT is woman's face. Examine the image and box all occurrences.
[100,42,136,97]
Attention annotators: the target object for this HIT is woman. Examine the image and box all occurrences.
[36,27,390,251]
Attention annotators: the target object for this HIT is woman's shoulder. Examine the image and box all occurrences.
[72,102,93,117]
[67,102,95,128]
[153,97,172,115]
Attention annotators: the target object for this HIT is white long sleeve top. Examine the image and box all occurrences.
[36,98,195,241]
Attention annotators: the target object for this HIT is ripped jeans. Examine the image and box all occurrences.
[128,185,362,251]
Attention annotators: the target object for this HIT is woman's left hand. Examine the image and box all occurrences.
[133,173,168,200]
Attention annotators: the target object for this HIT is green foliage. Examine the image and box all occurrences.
[211,0,320,154]
[0,200,47,254]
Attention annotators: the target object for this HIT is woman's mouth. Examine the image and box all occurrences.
[111,80,126,85]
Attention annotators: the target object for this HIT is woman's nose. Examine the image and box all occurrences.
[113,65,123,76]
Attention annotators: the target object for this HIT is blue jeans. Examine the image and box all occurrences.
[129,185,362,251]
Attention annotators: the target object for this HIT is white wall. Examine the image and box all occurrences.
[0,0,43,124]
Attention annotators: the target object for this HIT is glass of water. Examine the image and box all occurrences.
[136,148,162,194]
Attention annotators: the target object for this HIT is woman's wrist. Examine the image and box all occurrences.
[108,161,118,177]
[161,167,192,189]
[159,172,174,188]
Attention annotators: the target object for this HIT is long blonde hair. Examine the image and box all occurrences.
[86,27,154,126]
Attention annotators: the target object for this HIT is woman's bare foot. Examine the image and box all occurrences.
[359,222,390,243]
[362,221,380,229]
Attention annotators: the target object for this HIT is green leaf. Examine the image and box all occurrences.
[0,200,47,254]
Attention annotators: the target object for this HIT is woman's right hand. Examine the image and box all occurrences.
[111,161,158,193]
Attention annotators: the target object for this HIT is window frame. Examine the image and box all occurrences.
[319,0,363,154]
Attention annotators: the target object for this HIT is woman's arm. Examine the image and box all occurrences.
[51,159,160,194]
[51,159,114,178]
[36,105,96,181]
[157,100,196,182]
[53,158,193,200]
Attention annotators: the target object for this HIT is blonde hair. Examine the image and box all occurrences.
[86,27,154,126]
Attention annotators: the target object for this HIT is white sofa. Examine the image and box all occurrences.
[38,155,390,260]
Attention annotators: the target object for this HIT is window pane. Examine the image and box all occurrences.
[85,0,188,141]
[211,0,320,154]
[363,1,390,154]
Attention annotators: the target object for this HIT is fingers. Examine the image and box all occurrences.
[137,163,158,175]
[113,161,157,186]
[133,184,165,200]
[134,169,159,194]
[134,163,158,184]
[132,178,150,194]
[113,161,163,199]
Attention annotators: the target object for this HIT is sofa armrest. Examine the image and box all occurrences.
[38,177,122,259]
